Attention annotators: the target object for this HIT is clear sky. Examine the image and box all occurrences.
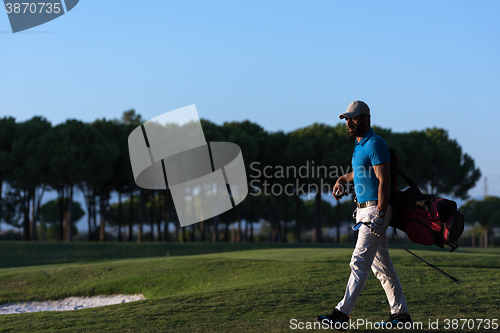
[1,0,499,199]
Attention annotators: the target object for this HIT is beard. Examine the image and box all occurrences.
[348,121,367,137]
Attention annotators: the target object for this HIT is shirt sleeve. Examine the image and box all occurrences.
[368,137,390,166]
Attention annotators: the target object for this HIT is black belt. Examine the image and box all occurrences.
[357,200,378,209]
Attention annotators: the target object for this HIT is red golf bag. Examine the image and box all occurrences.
[389,149,464,251]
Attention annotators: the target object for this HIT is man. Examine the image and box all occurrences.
[315,101,412,330]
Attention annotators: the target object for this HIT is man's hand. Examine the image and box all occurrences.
[333,176,348,200]
[370,216,384,236]
[333,172,354,200]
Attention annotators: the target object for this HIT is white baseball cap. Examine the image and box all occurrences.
[339,100,370,119]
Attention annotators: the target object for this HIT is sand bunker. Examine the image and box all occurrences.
[0,294,145,315]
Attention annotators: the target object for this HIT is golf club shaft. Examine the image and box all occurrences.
[385,236,460,284]
[356,222,460,284]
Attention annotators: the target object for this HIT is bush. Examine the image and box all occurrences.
[0,230,23,240]
[38,224,78,241]
[340,233,350,244]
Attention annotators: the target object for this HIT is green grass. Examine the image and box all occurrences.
[0,241,352,269]
[0,243,499,332]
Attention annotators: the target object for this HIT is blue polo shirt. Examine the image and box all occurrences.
[352,128,390,203]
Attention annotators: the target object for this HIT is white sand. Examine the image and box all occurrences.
[0,294,145,315]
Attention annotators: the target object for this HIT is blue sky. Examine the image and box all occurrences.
[1,0,499,201]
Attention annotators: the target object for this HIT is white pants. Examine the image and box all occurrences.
[336,205,408,316]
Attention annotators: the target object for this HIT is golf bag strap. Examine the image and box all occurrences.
[398,169,421,192]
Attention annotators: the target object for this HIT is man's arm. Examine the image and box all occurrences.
[372,162,390,213]
[333,172,354,199]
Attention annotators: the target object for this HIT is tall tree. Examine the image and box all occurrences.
[90,119,121,242]
[288,124,335,242]
[460,196,500,247]
[257,131,288,242]
[0,117,17,236]
[121,111,143,241]
[379,127,481,199]
[38,199,84,240]
[423,128,480,199]
[41,120,111,241]
[9,117,52,240]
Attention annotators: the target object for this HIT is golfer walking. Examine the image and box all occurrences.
[316,101,412,330]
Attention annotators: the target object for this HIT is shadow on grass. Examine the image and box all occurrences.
[1,241,497,270]
[0,242,357,269]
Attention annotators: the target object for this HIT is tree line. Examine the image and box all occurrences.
[460,196,500,247]
[0,111,482,243]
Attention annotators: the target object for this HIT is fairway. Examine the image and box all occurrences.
[0,244,499,332]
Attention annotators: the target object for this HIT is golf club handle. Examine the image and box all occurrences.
[334,185,354,199]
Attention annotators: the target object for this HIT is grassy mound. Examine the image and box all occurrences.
[0,245,498,332]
